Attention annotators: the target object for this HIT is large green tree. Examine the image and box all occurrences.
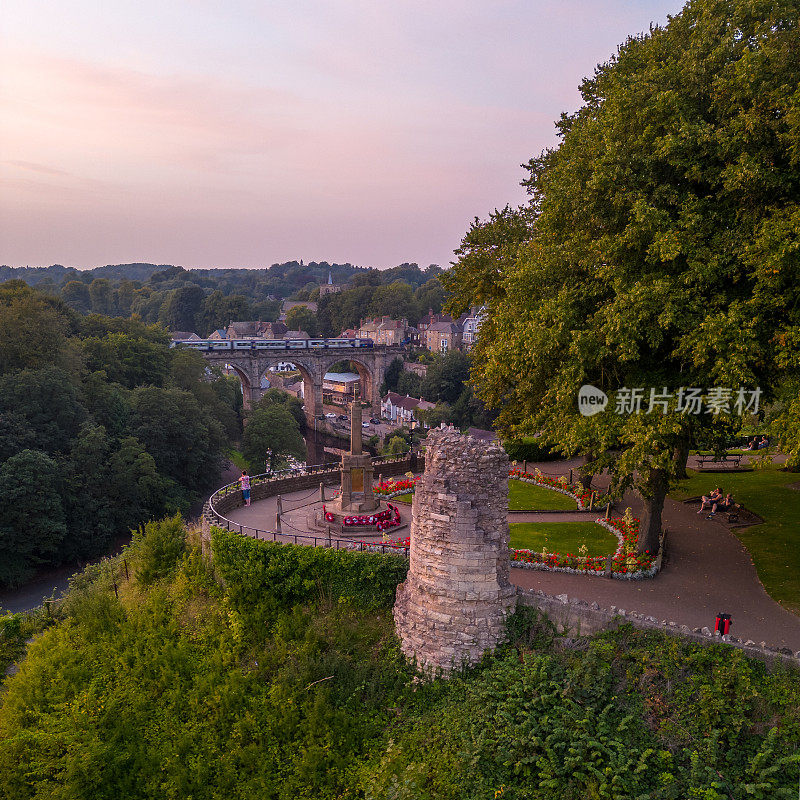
[444,0,800,554]
[0,281,74,374]
[284,306,318,336]
[243,405,306,473]
[0,450,67,586]
[160,285,205,333]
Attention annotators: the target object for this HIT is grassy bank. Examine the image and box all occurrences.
[1,521,798,798]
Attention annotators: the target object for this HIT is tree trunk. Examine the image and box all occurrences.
[673,438,690,480]
[579,451,597,490]
[637,467,668,556]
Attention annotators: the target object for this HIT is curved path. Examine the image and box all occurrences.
[224,456,800,651]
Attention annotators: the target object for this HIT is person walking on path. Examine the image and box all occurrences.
[239,470,251,507]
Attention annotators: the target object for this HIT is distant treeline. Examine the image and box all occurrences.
[0,261,446,338]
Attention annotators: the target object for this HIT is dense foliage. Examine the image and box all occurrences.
[212,529,409,620]
[443,0,800,553]
[0,281,241,587]
[0,523,798,799]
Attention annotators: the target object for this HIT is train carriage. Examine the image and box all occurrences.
[173,337,374,351]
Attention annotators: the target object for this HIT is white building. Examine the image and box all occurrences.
[461,307,486,350]
[382,392,435,426]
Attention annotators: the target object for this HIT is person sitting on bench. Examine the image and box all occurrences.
[757,435,769,449]
[698,488,723,514]
[708,493,733,518]
[745,438,757,451]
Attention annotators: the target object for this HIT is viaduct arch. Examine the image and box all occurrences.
[199,346,405,426]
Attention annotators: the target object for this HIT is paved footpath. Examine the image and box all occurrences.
[225,457,800,651]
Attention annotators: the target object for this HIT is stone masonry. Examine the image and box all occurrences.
[393,427,516,675]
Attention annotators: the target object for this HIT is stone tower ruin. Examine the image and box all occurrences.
[393,427,516,675]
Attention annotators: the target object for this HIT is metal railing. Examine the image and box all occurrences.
[206,455,413,557]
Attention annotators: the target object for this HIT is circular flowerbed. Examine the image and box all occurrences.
[323,503,402,532]
[510,510,658,579]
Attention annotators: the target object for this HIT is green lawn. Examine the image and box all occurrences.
[227,448,250,472]
[671,465,800,614]
[392,480,577,512]
[509,521,618,556]
[508,479,576,511]
[394,493,413,503]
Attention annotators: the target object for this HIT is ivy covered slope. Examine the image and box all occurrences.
[1,521,799,799]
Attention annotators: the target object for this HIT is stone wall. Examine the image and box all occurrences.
[518,588,800,669]
[393,428,516,675]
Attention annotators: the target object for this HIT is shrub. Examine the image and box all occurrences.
[211,529,408,627]
[132,514,187,585]
[503,436,559,462]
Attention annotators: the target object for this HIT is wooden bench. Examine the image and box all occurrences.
[696,453,743,469]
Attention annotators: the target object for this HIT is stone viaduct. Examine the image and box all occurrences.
[199,345,405,426]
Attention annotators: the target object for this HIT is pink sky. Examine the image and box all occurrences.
[0,1,681,270]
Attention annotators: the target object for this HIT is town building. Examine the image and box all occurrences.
[283,329,310,340]
[423,320,462,353]
[323,372,360,404]
[223,321,288,340]
[460,307,486,350]
[382,392,435,426]
[170,331,202,342]
[357,316,412,346]
[417,308,452,332]
[404,361,428,378]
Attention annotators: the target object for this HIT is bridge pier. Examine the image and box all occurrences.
[305,379,324,428]
[196,345,404,429]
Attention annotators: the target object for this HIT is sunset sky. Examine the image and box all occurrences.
[1,1,681,270]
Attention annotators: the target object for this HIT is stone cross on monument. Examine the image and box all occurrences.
[337,401,377,512]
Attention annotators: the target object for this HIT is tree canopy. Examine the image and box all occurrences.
[444,0,800,553]
[0,281,241,586]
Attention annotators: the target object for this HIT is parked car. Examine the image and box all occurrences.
[362,421,370,428]
[370,418,380,424]
[339,415,349,421]
[325,412,337,419]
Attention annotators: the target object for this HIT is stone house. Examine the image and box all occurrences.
[357,316,412,346]
[224,321,288,340]
[423,320,462,353]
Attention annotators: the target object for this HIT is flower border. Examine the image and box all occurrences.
[510,512,658,580]
[508,467,604,510]
[374,476,419,499]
